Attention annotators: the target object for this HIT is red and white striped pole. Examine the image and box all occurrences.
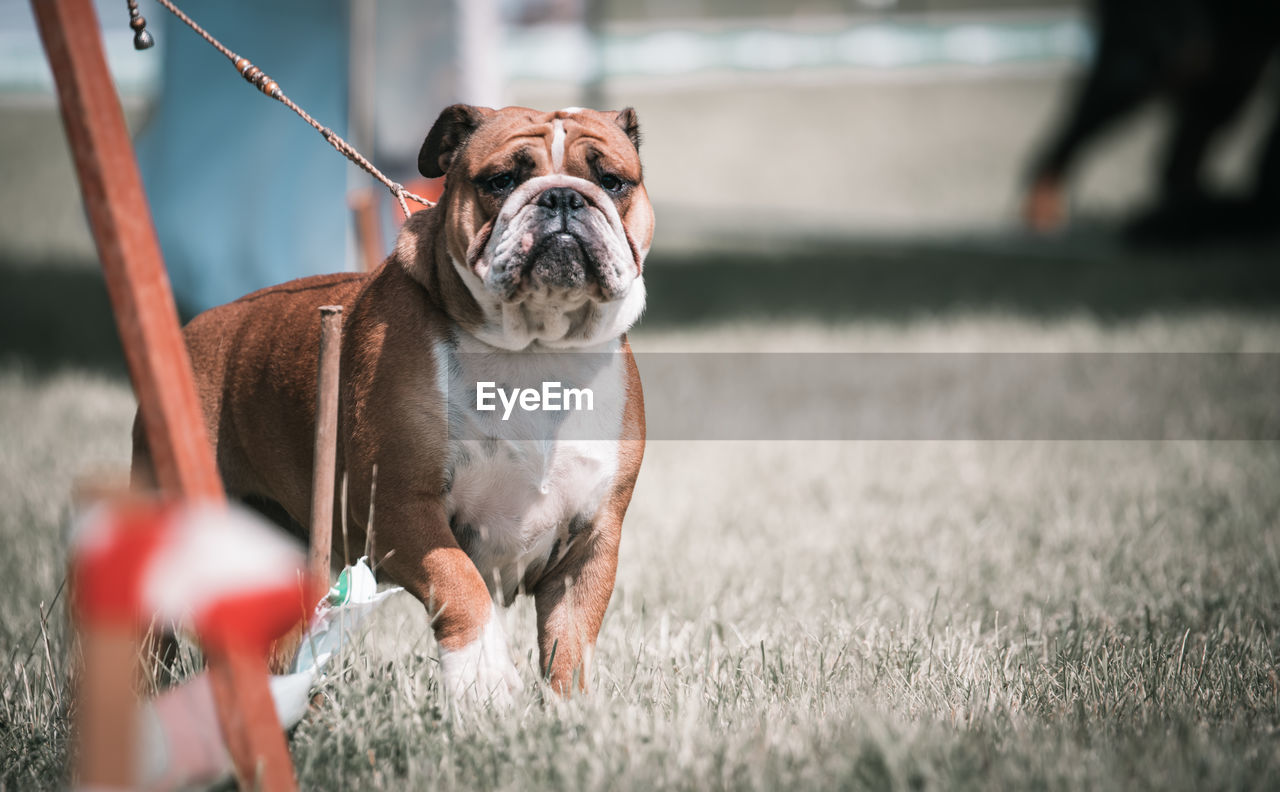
[31,0,303,787]
[70,498,320,790]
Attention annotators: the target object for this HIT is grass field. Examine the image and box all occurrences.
[2,312,1279,790]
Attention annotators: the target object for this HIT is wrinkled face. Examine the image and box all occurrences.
[416,106,654,350]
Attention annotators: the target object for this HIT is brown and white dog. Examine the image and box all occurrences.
[131,105,653,703]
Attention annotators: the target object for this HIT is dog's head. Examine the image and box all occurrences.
[396,105,653,350]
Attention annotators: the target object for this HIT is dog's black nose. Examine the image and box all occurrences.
[537,187,585,212]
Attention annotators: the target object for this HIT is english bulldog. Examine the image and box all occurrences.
[131,105,653,703]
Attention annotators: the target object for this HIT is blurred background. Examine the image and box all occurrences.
[1,0,1277,367]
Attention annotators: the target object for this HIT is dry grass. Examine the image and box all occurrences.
[2,313,1279,790]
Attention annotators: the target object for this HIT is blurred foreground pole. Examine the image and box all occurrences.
[32,0,220,500]
[74,625,140,788]
[31,0,298,789]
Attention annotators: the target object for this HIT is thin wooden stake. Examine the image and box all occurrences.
[309,306,343,594]
[365,463,378,566]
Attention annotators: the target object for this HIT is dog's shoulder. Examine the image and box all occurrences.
[344,258,455,347]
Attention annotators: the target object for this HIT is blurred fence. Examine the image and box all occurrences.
[0,0,1273,264]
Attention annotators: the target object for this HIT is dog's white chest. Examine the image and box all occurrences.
[436,337,625,602]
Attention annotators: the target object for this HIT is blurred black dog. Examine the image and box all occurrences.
[1024,0,1280,241]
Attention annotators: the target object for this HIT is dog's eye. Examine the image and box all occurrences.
[599,173,626,193]
[484,172,516,193]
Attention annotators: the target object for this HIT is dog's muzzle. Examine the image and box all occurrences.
[524,187,594,292]
[473,175,638,304]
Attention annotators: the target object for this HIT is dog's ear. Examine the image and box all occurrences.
[614,107,641,151]
[419,105,494,178]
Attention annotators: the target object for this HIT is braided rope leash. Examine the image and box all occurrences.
[142,0,435,219]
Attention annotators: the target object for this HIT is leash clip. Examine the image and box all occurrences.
[125,0,155,50]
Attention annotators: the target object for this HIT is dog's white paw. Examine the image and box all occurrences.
[438,604,523,709]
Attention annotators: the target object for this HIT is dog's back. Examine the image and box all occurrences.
[131,270,370,528]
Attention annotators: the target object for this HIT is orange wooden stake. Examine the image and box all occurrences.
[32,0,298,788]
[74,625,141,788]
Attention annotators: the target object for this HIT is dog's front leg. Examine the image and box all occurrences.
[533,511,622,696]
[369,493,522,707]
[535,357,644,696]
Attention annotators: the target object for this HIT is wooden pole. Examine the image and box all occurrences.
[74,625,141,788]
[31,1,298,788]
[269,305,343,672]
[69,484,144,789]
[309,306,343,590]
[204,649,290,790]
[32,0,220,501]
